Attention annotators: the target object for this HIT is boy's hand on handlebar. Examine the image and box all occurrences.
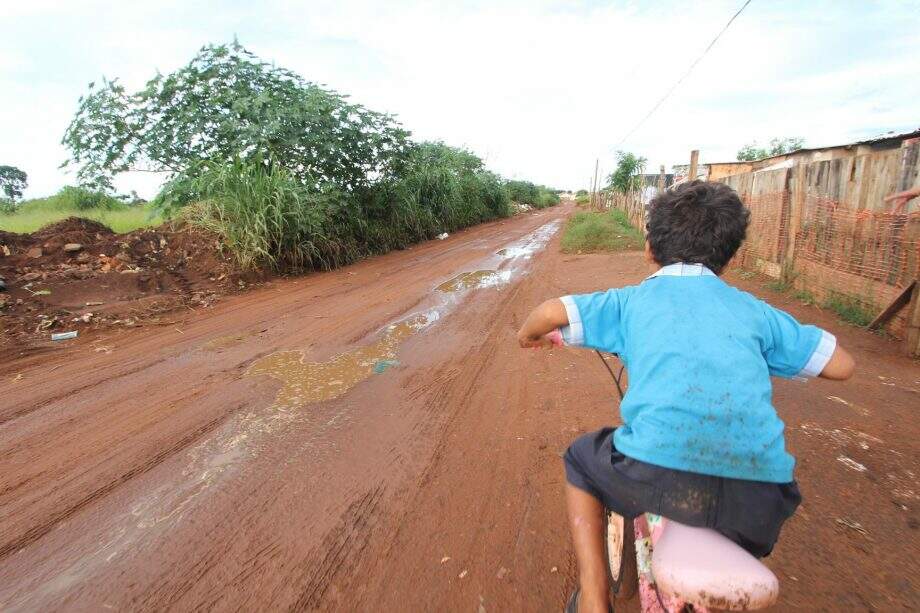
[518,333,555,349]
[518,329,564,349]
[517,298,570,349]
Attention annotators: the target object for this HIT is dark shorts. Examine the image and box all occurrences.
[564,427,801,558]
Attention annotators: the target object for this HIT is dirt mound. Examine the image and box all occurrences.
[0,218,263,351]
[32,217,114,240]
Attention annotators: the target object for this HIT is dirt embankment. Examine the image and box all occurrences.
[0,218,258,354]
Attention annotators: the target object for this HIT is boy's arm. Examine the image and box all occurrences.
[818,345,855,380]
[517,298,569,348]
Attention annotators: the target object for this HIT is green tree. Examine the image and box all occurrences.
[0,165,28,201]
[736,137,804,161]
[607,151,647,194]
[62,41,410,194]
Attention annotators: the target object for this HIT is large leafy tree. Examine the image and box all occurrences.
[607,151,647,194]
[736,137,804,161]
[0,165,28,201]
[62,41,410,193]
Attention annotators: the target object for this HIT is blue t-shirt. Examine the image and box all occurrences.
[560,262,836,483]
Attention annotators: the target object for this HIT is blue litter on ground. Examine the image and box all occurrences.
[373,360,400,374]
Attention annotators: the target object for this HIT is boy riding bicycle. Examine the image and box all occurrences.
[517,181,855,613]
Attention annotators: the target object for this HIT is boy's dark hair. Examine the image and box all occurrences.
[645,180,749,274]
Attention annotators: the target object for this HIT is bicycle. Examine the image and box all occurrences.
[545,329,779,612]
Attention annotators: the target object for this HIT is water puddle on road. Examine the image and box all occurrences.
[436,270,512,293]
[497,219,562,260]
[245,311,438,409]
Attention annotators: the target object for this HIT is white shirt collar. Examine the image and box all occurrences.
[646,262,716,280]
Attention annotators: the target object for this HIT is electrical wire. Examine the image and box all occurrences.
[612,0,754,150]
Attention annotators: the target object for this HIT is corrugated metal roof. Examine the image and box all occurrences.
[753,128,920,163]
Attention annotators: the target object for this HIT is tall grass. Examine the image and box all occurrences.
[166,160,348,270]
[0,187,161,233]
[161,145,514,271]
[561,209,645,253]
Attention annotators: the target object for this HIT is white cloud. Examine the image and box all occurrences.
[1,0,918,198]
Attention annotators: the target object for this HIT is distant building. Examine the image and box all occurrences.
[671,162,753,184]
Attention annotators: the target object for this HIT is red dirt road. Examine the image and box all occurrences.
[1,204,918,611]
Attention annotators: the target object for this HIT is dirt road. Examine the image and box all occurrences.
[1,203,918,611]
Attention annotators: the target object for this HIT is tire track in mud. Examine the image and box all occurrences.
[0,405,242,561]
[292,486,385,610]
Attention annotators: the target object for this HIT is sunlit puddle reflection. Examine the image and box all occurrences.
[436,270,512,292]
[246,311,438,409]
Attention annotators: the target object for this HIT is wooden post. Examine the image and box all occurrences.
[658,165,666,192]
[906,282,920,357]
[688,150,699,183]
[592,159,600,209]
[895,138,920,356]
[781,163,806,283]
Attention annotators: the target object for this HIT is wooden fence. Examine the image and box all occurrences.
[610,140,920,355]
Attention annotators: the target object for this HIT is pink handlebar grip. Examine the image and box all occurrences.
[546,329,564,347]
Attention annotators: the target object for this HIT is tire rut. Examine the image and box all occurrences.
[0,404,243,561]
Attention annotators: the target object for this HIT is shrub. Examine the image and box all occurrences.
[57,186,125,210]
[575,194,590,205]
[505,180,559,209]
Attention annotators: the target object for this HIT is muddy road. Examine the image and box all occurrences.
[2,203,918,611]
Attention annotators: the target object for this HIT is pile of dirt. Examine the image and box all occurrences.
[0,217,262,349]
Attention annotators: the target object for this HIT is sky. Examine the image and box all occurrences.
[2,0,919,198]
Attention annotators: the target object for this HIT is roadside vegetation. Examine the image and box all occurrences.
[5,41,555,272]
[0,186,161,233]
[560,209,644,253]
[504,180,560,209]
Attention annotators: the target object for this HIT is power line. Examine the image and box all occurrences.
[613,0,754,150]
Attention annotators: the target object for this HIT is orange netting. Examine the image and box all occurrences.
[734,191,919,337]
[791,195,919,336]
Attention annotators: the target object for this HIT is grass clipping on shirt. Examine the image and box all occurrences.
[561,209,645,253]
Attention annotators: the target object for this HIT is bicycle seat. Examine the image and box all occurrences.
[651,520,779,610]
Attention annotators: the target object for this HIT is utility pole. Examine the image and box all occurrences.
[657,164,666,192]
[688,150,699,183]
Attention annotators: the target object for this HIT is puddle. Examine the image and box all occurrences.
[497,219,562,259]
[246,311,438,408]
[203,333,248,351]
[436,270,512,293]
[496,246,531,258]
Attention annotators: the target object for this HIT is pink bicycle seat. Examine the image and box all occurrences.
[651,520,779,610]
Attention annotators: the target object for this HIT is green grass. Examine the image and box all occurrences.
[822,292,875,327]
[0,204,162,234]
[0,187,163,234]
[561,209,644,253]
[792,289,816,305]
[575,194,590,205]
[765,279,791,293]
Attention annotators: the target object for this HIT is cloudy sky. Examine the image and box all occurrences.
[2,0,919,198]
